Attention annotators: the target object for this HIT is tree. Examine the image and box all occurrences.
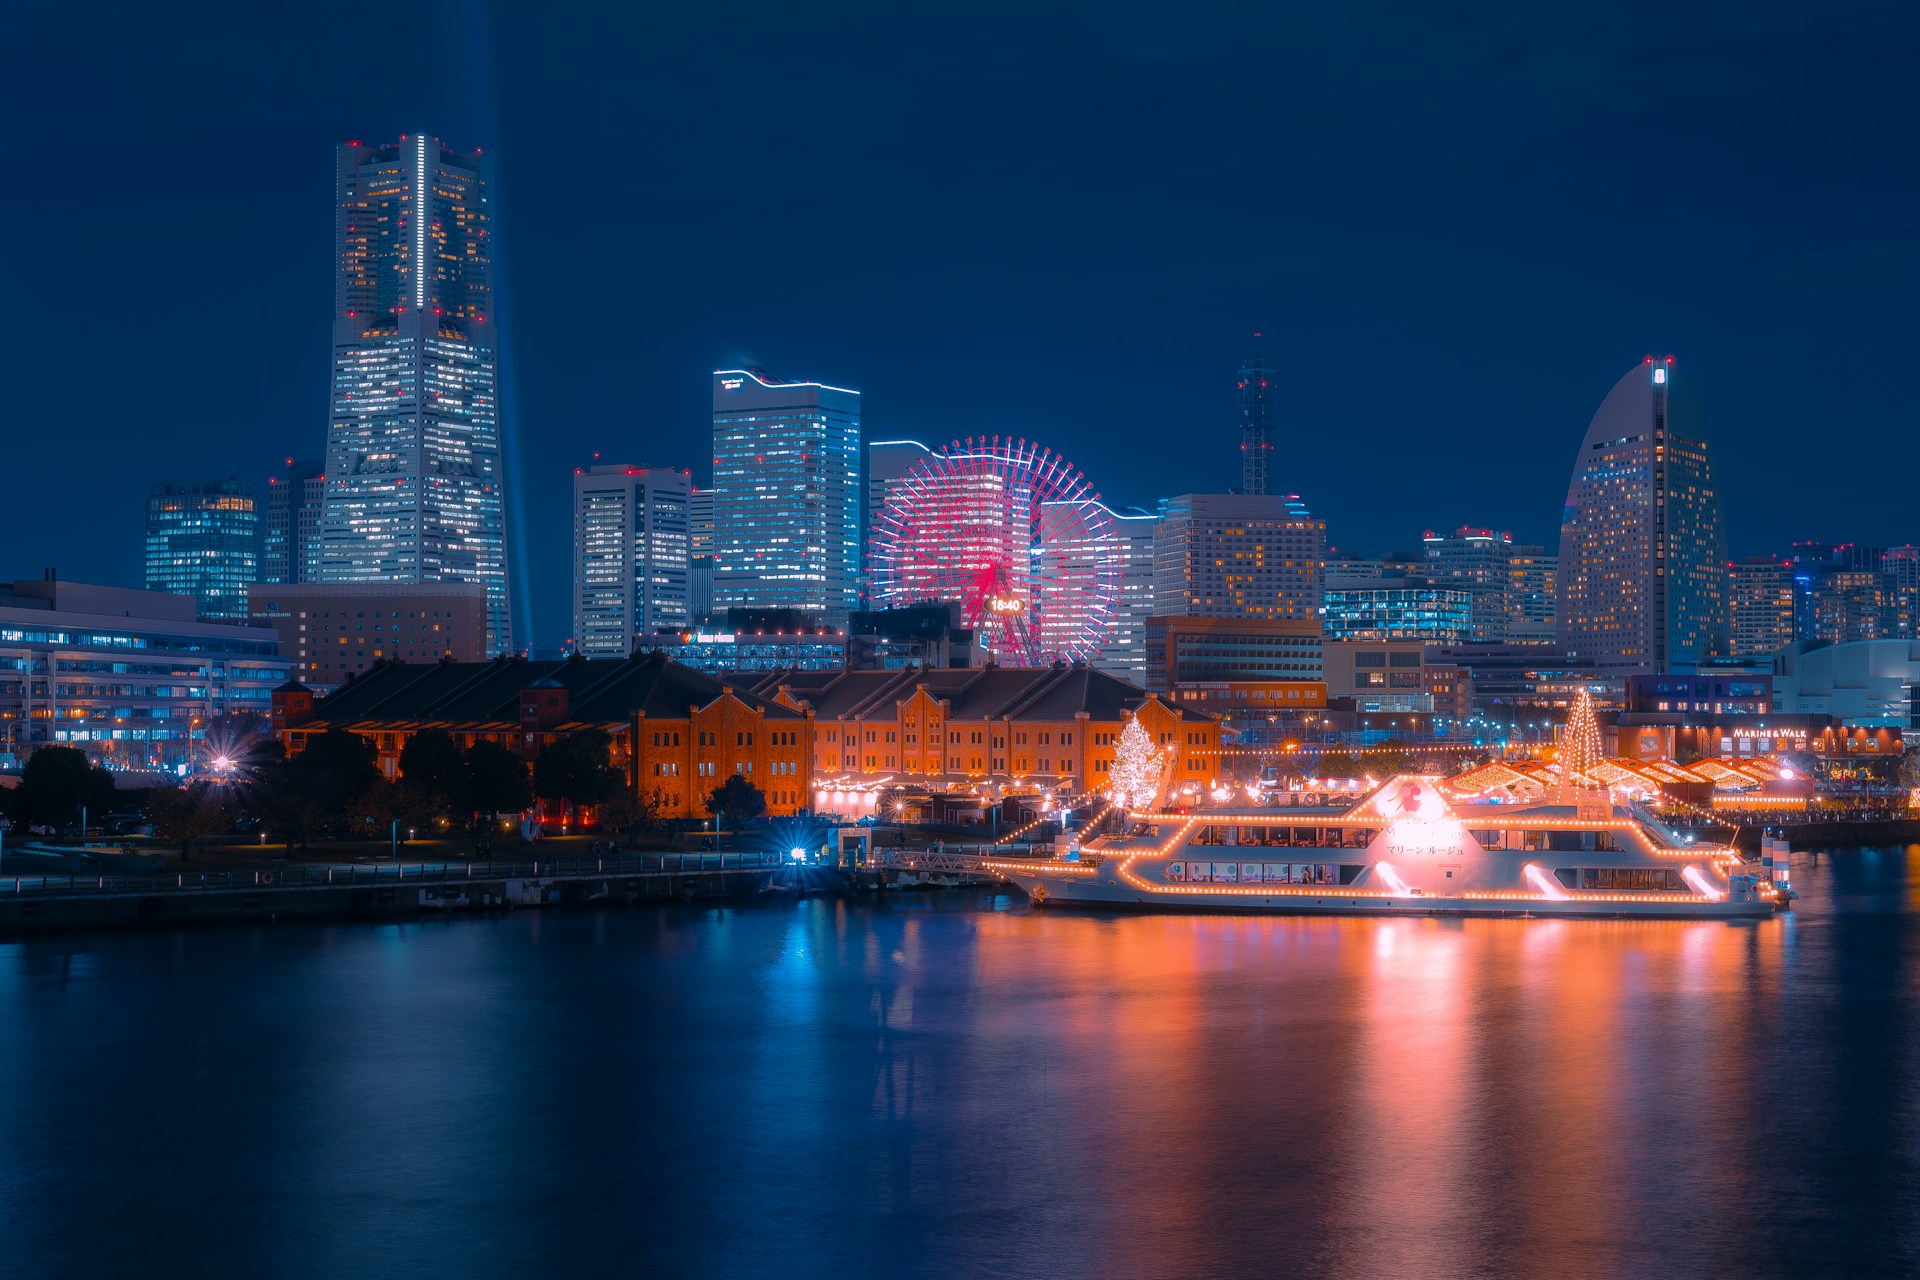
[462,740,533,822]
[14,746,117,829]
[597,787,668,848]
[1371,738,1416,776]
[249,761,325,851]
[1899,747,1920,793]
[1107,714,1163,809]
[1314,751,1363,781]
[706,773,767,834]
[148,784,230,860]
[294,728,382,827]
[398,729,465,808]
[534,729,622,810]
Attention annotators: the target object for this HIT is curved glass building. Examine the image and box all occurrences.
[1557,358,1728,674]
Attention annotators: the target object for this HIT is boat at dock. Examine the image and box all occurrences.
[986,773,1786,919]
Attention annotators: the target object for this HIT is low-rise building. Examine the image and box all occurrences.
[732,662,1222,810]
[247,582,490,693]
[1143,616,1326,714]
[1771,638,1920,726]
[2,575,289,773]
[640,628,850,674]
[275,651,815,818]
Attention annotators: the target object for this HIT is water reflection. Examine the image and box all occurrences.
[0,853,1916,1278]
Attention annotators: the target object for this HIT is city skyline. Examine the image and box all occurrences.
[6,7,1917,650]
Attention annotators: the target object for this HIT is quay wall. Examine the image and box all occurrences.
[0,866,777,939]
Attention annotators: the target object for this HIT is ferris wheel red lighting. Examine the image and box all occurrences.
[870,437,1120,666]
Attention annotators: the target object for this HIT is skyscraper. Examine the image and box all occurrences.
[711,368,861,623]
[320,135,511,653]
[1238,335,1276,495]
[571,465,692,656]
[1557,358,1727,674]
[1154,493,1324,621]
[261,458,326,585]
[144,478,258,620]
[689,487,714,624]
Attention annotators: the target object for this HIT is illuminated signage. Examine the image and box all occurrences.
[721,378,744,391]
[988,597,1023,614]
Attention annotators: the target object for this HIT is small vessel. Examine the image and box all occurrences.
[987,774,1783,919]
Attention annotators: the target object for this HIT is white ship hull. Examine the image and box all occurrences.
[988,775,1784,921]
[993,860,1774,919]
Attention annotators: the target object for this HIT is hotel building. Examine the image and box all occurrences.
[320,135,512,653]
[144,478,258,621]
[711,369,862,624]
[1154,493,1324,622]
[1557,358,1727,674]
[572,465,692,656]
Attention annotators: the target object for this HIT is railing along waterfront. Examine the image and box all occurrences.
[2,852,786,899]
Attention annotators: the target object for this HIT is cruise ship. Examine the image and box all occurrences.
[986,774,1783,919]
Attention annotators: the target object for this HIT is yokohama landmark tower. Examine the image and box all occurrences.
[320,135,512,652]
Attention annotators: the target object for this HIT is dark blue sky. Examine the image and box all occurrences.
[5,2,1915,647]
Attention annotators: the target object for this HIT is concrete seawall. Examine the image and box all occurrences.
[0,858,782,938]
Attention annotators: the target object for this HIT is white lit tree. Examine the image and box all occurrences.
[1560,688,1604,783]
[1107,713,1163,811]
[1558,687,1606,812]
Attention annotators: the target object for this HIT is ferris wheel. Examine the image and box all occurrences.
[870,436,1120,666]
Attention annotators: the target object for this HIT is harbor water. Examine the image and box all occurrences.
[3,845,1917,1278]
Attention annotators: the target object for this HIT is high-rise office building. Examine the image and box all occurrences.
[1154,493,1324,622]
[320,135,511,653]
[1557,358,1727,674]
[689,487,714,623]
[1238,335,1276,495]
[144,478,258,620]
[1423,526,1514,640]
[571,465,692,656]
[262,458,326,585]
[1423,526,1557,642]
[1504,548,1558,643]
[711,368,861,623]
[1728,557,1796,658]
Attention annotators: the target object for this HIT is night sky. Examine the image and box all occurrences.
[5,2,1915,648]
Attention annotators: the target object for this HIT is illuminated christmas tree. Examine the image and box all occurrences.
[1107,713,1163,810]
[1559,687,1604,797]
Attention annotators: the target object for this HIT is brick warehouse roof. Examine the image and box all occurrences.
[298,650,806,731]
[734,663,1216,724]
